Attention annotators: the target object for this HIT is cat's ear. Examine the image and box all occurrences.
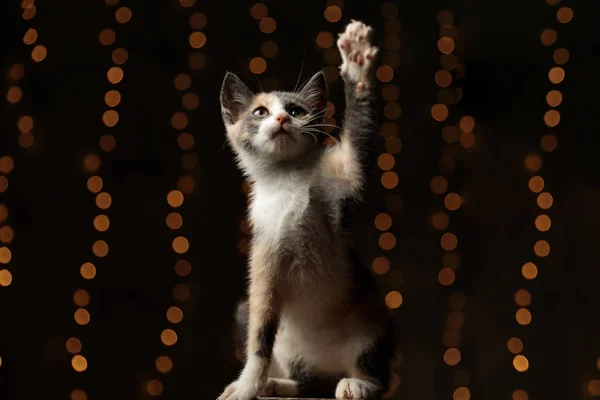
[220,72,254,125]
[299,70,328,111]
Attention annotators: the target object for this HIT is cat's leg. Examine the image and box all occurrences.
[218,245,281,400]
[321,20,379,198]
[260,378,300,397]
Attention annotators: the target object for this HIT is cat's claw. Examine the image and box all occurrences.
[337,20,379,90]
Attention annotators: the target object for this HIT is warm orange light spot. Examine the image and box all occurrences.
[589,380,600,396]
[379,121,396,137]
[438,268,456,286]
[513,355,529,372]
[74,289,90,307]
[31,45,47,62]
[71,355,88,372]
[449,292,466,310]
[71,389,87,400]
[18,115,34,132]
[385,291,403,309]
[115,6,132,23]
[524,154,542,172]
[174,260,192,277]
[0,226,14,244]
[381,171,399,189]
[7,86,22,104]
[259,17,277,33]
[189,12,207,29]
[377,153,395,171]
[174,74,192,91]
[528,176,544,193]
[161,329,178,346]
[104,90,121,107]
[372,257,390,275]
[0,247,12,264]
[189,32,207,49]
[437,10,454,26]
[19,132,34,148]
[430,177,447,195]
[107,67,124,84]
[512,390,528,400]
[173,284,190,301]
[171,112,188,130]
[92,240,109,257]
[522,262,538,280]
[316,31,334,48]
[188,52,206,70]
[382,85,399,102]
[83,154,101,173]
[431,104,449,122]
[167,190,184,208]
[177,176,195,195]
[74,308,91,325]
[23,28,38,45]
[431,212,449,230]
[376,65,394,83]
[80,262,97,280]
[111,48,128,65]
[146,380,164,396]
[93,215,110,232]
[379,232,396,250]
[546,90,562,107]
[166,213,183,230]
[172,236,189,254]
[442,125,459,143]
[507,337,524,354]
[102,110,119,127]
[260,41,278,58]
[443,252,460,269]
[548,67,565,84]
[441,233,458,251]
[156,356,173,373]
[444,193,461,211]
[99,29,116,46]
[534,214,551,232]
[514,289,531,307]
[99,134,116,153]
[0,177,7,193]
[324,6,342,22]
[96,192,112,210]
[458,116,475,133]
[385,137,402,154]
[540,29,558,46]
[249,57,267,74]
[0,205,7,223]
[375,213,392,231]
[166,306,184,324]
[443,330,460,348]
[534,240,550,257]
[384,103,401,120]
[179,0,196,7]
[556,7,573,23]
[437,37,455,54]
[177,133,195,150]
[453,387,470,400]
[553,48,569,65]
[444,348,461,366]
[182,92,199,110]
[66,337,82,354]
[9,63,25,81]
[516,308,532,325]
[87,176,103,193]
[250,2,268,19]
[540,134,557,152]
[440,54,457,70]
[0,269,13,287]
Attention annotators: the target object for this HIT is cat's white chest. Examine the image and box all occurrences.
[250,179,311,243]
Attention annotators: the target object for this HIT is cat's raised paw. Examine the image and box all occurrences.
[337,20,379,89]
[217,380,259,400]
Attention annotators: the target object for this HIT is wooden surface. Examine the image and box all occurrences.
[258,398,335,400]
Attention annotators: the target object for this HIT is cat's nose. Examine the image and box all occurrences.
[275,114,288,125]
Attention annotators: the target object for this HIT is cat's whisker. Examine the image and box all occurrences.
[293,52,307,93]
[213,139,230,156]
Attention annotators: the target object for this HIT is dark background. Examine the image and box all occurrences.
[1,0,599,399]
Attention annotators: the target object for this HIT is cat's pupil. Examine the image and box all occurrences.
[289,106,307,118]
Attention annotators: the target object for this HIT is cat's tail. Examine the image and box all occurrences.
[233,298,249,364]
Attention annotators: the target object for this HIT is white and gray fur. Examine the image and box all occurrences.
[218,21,394,400]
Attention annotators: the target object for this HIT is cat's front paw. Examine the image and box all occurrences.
[337,20,379,91]
[335,378,380,399]
[217,380,259,400]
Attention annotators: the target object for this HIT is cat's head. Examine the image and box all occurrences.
[220,71,328,169]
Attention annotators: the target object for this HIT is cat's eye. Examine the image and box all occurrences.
[252,107,269,118]
[289,106,308,118]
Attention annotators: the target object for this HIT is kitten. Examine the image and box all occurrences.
[218,21,394,400]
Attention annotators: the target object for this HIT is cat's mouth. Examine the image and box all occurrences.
[271,128,297,141]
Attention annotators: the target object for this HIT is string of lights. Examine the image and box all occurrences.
[68,2,132,399]
[141,0,205,396]
[1,0,48,371]
[431,10,473,400]
[370,3,403,398]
